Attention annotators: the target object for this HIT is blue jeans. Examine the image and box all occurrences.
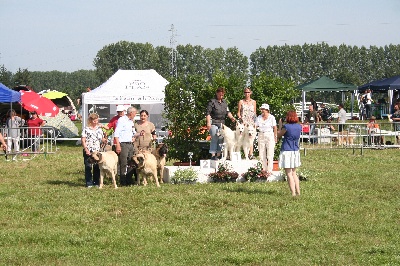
[209,124,224,154]
[309,124,317,144]
[83,149,99,187]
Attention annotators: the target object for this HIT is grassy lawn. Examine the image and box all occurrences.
[0,141,399,265]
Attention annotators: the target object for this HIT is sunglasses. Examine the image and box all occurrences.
[244,91,251,94]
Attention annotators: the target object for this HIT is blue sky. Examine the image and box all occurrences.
[1,0,399,72]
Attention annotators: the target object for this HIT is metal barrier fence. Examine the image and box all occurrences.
[1,126,58,160]
[299,121,400,154]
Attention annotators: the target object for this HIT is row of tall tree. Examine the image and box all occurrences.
[1,42,399,102]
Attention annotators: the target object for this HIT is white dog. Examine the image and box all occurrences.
[242,124,257,160]
[89,151,118,189]
[218,124,236,160]
[235,121,245,153]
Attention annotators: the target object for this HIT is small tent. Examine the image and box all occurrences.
[39,90,77,116]
[358,75,400,113]
[82,69,169,127]
[0,83,21,102]
[296,76,357,120]
[0,83,22,121]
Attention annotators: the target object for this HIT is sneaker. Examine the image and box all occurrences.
[248,155,254,160]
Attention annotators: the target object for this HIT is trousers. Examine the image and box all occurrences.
[258,132,275,172]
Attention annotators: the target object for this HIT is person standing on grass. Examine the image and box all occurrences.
[277,110,302,197]
[364,89,373,119]
[114,106,138,186]
[255,103,277,173]
[5,109,25,154]
[337,103,347,132]
[81,113,107,188]
[27,111,46,152]
[305,104,319,143]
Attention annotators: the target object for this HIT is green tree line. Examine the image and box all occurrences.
[1,42,399,103]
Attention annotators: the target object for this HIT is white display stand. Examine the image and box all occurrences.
[164,158,284,183]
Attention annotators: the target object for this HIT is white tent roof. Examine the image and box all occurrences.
[83,69,168,104]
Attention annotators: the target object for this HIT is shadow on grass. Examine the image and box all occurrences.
[46,179,83,187]
[222,186,280,195]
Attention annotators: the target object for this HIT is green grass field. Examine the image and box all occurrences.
[0,141,399,265]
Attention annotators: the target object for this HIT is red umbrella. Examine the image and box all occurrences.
[19,90,59,117]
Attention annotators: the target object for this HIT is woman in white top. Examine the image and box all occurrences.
[237,87,257,159]
[255,103,277,173]
[5,109,24,153]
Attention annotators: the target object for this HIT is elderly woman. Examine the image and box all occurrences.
[277,110,302,197]
[255,103,277,173]
[81,113,106,188]
[134,110,157,150]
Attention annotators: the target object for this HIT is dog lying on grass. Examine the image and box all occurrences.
[132,149,160,187]
[151,143,168,184]
[89,151,118,189]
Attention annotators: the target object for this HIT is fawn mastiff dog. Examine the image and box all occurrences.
[89,151,118,189]
[151,143,168,184]
[132,149,160,187]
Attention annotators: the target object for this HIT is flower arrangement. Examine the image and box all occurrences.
[171,167,199,184]
[208,161,239,182]
[241,162,271,182]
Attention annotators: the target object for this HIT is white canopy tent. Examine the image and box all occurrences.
[82,69,169,127]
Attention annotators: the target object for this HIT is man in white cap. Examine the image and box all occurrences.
[104,105,126,132]
[255,103,277,173]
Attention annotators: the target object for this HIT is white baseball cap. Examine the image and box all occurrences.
[116,105,125,112]
[260,103,270,110]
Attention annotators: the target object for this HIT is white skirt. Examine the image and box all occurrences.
[278,151,301,169]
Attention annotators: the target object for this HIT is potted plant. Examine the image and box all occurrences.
[241,162,271,182]
[208,161,239,183]
[171,167,199,184]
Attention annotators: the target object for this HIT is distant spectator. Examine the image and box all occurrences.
[319,103,332,121]
[366,116,382,145]
[364,89,373,119]
[337,103,347,132]
[310,97,318,111]
[390,104,400,145]
[5,109,25,154]
[27,111,46,152]
[325,117,335,133]
[305,104,319,143]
